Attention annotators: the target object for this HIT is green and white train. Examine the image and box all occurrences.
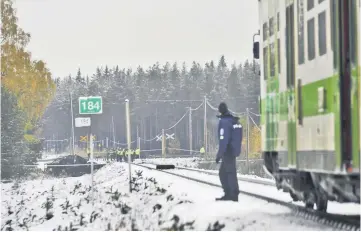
[253,0,360,211]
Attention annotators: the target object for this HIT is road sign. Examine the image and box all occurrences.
[166,133,175,140]
[79,96,102,114]
[79,135,96,141]
[75,117,91,127]
[156,135,162,141]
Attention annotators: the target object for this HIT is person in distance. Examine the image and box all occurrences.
[215,102,242,202]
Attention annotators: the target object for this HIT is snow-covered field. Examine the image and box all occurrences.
[1,163,341,230]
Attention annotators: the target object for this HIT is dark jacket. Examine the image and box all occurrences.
[216,112,243,159]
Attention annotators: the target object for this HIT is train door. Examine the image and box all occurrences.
[286,1,297,168]
[335,0,359,172]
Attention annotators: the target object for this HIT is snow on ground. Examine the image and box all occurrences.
[143,159,360,215]
[160,168,360,216]
[141,157,201,168]
[1,163,338,231]
[140,157,274,183]
[87,159,107,165]
[40,153,69,161]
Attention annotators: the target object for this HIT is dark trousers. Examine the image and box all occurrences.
[219,155,239,197]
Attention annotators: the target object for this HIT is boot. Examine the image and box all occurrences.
[229,195,238,202]
[215,195,230,201]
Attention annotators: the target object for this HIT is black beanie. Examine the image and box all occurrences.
[218,102,228,115]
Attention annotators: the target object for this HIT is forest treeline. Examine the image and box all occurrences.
[44,57,261,156]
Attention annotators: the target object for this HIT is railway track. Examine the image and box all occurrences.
[173,165,275,186]
[132,163,360,231]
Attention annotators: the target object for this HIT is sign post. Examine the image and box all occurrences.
[90,133,94,205]
[162,129,165,157]
[78,96,102,205]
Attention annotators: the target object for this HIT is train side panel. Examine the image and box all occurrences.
[260,0,360,174]
[258,0,360,207]
[295,0,338,173]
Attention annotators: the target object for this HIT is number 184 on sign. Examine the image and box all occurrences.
[79,96,102,114]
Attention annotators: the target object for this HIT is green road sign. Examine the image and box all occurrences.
[79,96,102,114]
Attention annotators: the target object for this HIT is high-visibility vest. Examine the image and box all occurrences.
[200,147,205,154]
[135,148,140,155]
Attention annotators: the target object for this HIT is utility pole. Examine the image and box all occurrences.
[137,125,140,159]
[204,96,207,158]
[70,91,75,157]
[149,115,152,151]
[188,107,192,155]
[142,119,146,149]
[111,116,116,148]
[136,126,140,149]
[90,133,94,204]
[125,99,132,193]
[246,108,250,174]
[155,107,158,136]
[161,129,165,157]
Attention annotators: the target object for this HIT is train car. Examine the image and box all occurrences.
[252,0,360,211]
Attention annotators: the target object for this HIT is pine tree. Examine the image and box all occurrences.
[75,68,85,84]
[1,86,26,179]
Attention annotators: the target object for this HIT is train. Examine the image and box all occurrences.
[252,0,360,211]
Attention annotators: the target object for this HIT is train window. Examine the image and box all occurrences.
[330,0,337,68]
[278,39,281,73]
[269,17,274,36]
[277,13,280,32]
[263,47,268,80]
[318,11,327,56]
[298,0,305,64]
[307,0,314,11]
[318,0,325,3]
[307,18,315,61]
[263,22,268,41]
[350,0,356,64]
[270,43,275,77]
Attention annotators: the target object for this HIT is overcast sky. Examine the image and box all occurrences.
[15,0,259,78]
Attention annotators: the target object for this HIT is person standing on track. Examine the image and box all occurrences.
[215,102,242,202]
